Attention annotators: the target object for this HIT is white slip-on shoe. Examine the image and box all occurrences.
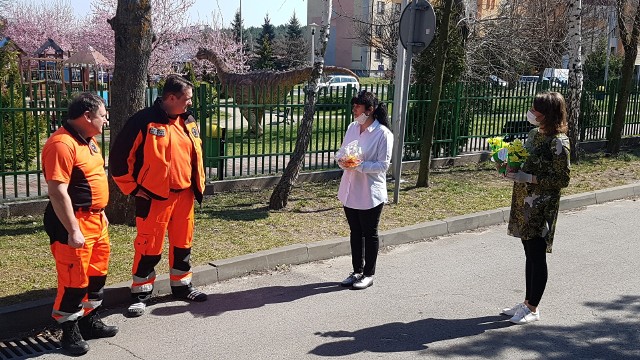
[501,302,526,317]
[352,276,374,290]
[509,306,540,324]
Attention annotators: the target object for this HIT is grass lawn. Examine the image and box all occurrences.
[1,151,640,307]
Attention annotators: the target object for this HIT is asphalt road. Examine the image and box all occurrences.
[34,198,640,359]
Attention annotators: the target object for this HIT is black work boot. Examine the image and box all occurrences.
[78,309,119,340]
[60,320,90,355]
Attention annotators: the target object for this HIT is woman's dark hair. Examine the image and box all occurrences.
[533,91,568,135]
[67,92,105,120]
[350,90,389,128]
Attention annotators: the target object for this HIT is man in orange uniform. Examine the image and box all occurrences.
[110,75,207,317]
[42,92,118,356]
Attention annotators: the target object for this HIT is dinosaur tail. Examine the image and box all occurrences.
[323,66,359,80]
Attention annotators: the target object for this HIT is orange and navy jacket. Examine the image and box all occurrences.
[42,123,109,210]
[110,98,205,203]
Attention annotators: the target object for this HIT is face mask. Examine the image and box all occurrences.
[526,110,540,126]
[355,113,368,125]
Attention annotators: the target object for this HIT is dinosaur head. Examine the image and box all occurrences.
[196,48,213,61]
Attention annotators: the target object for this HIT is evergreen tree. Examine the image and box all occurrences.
[275,12,308,70]
[286,12,303,39]
[255,15,276,70]
[255,36,275,70]
[230,9,248,48]
[257,14,276,46]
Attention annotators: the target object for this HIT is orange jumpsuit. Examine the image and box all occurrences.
[110,99,205,297]
[42,124,110,323]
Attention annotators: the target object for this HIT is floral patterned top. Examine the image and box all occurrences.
[507,128,571,253]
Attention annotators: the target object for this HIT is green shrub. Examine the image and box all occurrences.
[1,87,47,172]
[1,50,47,172]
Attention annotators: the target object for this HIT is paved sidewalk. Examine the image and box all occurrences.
[22,193,640,359]
[0,184,639,359]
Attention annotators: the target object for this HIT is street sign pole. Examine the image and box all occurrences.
[391,0,408,182]
[393,2,415,204]
[393,0,436,204]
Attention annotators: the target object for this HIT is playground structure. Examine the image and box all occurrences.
[19,39,113,103]
[5,39,114,132]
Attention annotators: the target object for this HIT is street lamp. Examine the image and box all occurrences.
[309,23,318,65]
[604,7,615,84]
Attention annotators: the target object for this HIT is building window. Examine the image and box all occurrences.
[377,1,385,14]
[375,25,383,38]
[375,49,382,60]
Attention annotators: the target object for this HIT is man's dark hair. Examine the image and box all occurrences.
[162,74,194,98]
[68,92,105,120]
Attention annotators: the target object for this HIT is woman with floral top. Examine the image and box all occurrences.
[501,91,571,324]
[336,90,394,290]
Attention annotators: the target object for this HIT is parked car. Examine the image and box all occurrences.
[488,75,508,87]
[549,77,568,87]
[518,75,551,85]
[319,75,359,91]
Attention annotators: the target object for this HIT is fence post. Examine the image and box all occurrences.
[451,81,463,157]
[605,79,618,140]
[345,84,354,121]
[198,83,208,170]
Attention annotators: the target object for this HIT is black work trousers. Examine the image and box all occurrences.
[522,236,548,307]
[343,203,384,276]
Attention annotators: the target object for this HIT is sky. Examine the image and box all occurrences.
[59,0,308,28]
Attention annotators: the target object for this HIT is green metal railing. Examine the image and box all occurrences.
[2,79,640,201]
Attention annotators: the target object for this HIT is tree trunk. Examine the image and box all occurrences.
[567,0,583,162]
[416,0,455,187]
[607,1,640,155]
[268,0,332,210]
[106,0,153,225]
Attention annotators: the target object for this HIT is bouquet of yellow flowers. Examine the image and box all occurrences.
[505,139,529,172]
[487,136,509,174]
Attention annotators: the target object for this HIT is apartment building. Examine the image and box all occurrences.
[308,0,502,76]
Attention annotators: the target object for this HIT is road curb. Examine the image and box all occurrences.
[1,183,638,339]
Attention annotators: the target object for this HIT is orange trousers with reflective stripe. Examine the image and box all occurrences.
[50,212,110,323]
[131,188,195,295]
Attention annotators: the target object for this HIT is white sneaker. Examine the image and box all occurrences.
[509,306,540,324]
[127,301,146,317]
[341,272,362,287]
[501,302,526,317]
[352,276,374,290]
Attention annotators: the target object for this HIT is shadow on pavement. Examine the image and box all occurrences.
[150,282,345,317]
[309,315,512,356]
[309,295,640,358]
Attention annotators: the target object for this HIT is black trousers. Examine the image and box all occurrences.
[522,236,548,307]
[343,203,384,276]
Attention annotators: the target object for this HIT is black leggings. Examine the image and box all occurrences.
[343,204,384,276]
[522,236,548,307]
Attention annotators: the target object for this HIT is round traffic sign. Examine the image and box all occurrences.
[399,0,436,55]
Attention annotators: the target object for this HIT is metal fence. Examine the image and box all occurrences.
[1,79,639,201]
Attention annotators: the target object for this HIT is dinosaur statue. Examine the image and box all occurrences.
[196,48,359,137]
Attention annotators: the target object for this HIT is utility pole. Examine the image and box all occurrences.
[240,0,243,59]
[310,23,318,64]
